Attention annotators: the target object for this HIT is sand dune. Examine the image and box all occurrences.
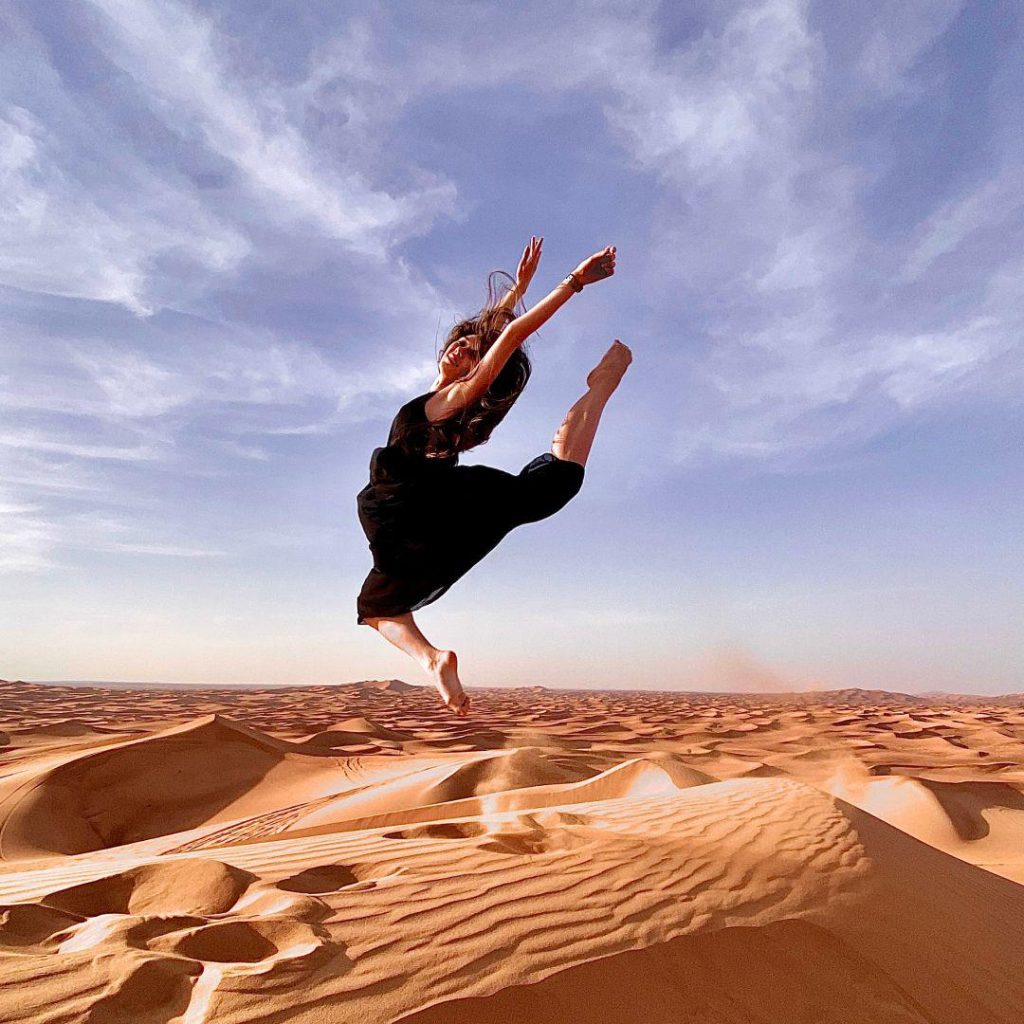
[1,680,1023,1022]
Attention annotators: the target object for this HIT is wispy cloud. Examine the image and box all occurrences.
[0,431,161,461]
[87,0,458,256]
[91,541,227,557]
[0,506,230,573]
[0,496,59,572]
[0,102,247,316]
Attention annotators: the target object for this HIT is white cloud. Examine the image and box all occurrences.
[91,541,227,557]
[673,307,1015,468]
[856,1,966,94]
[0,431,161,461]
[0,505,231,573]
[901,169,1024,282]
[755,228,834,292]
[0,495,59,572]
[86,0,458,256]
[0,104,248,315]
[2,0,462,325]
[876,317,1008,408]
[73,350,199,419]
[604,0,817,180]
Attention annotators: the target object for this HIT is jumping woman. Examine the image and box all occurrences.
[356,237,632,715]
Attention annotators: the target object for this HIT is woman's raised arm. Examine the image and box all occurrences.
[510,245,615,340]
[461,246,617,402]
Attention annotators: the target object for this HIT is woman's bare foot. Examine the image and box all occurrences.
[428,649,470,716]
[587,340,632,392]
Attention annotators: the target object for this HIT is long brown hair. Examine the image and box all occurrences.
[407,269,532,459]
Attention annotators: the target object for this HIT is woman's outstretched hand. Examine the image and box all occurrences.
[573,245,616,286]
[516,235,543,293]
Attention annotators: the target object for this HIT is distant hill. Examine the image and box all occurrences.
[0,678,421,692]
[342,679,421,693]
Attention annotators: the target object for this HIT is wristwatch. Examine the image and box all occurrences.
[563,272,583,293]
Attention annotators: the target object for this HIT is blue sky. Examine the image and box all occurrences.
[1,0,1021,692]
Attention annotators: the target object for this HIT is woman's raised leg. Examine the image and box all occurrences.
[551,340,632,466]
[362,612,470,716]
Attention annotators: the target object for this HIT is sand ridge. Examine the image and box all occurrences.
[1,679,1023,1022]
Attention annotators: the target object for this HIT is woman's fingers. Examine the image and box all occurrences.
[584,244,615,282]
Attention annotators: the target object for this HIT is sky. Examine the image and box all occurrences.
[1,0,1021,693]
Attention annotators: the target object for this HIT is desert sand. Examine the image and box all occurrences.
[1,677,1023,1023]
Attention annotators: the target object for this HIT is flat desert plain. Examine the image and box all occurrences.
[1,678,1023,1023]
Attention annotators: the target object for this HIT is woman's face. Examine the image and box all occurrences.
[442,334,480,380]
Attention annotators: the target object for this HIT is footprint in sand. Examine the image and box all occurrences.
[383,812,594,856]
[160,920,280,963]
[0,903,85,951]
[276,863,364,894]
[88,956,200,1024]
[146,916,344,978]
[479,816,595,856]
[41,858,257,919]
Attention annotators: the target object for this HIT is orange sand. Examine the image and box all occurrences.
[1,678,1022,1022]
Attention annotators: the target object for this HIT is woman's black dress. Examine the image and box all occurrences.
[356,389,585,624]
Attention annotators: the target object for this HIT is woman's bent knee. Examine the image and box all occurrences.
[514,455,585,523]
